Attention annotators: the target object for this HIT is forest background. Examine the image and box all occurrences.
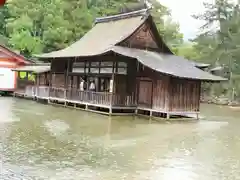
[0,0,240,103]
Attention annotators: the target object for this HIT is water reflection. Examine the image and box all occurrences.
[1,97,240,179]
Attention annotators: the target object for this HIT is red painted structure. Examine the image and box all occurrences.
[0,45,31,92]
[0,0,6,6]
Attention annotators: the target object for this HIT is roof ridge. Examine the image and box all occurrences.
[95,9,149,24]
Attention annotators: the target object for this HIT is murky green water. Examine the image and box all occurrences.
[0,97,240,180]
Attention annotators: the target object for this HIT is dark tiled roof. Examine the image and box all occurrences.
[111,46,226,81]
[36,9,148,58]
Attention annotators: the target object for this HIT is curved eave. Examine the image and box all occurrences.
[110,46,227,82]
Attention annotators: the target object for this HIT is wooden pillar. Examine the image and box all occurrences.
[64,90,67,106]
[85,104,88,110]
[109,74,114,115]
[35,73,38,98]
[150,110,153,117]
[165,76,171,119]
[135,108,138,115]
[109,56,116,115]
[135,77,139,107]
[65,59,70,89]
[150,79,154,109]
[48,72,52,103]
[197,81,201,112]
[166,113,170,119]
[48,59,53,103]
[64,59,70,105]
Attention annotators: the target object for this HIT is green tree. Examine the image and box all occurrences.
[3,0,183,56]
[0,5,9,45]
[190,0,240,101]
[6,0,72,55]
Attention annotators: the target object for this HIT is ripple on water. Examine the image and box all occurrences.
[133,155,202,180]
[14,108,45,116]
[195,120,229,131]
[2,100,240,180]
[0,116,20,124]
[43,119,70,137]
[2,163,100,180]
[1,164,33,180]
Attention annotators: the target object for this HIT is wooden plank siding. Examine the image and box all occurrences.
[138,79,153,108]
[39,73,49,85]
[152,77,170,111]
[120,22,158,50]
[169,78,201,112]
[51,73,65,88]
[137,66,201,114]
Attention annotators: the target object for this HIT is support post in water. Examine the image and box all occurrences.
[166,113,170,119]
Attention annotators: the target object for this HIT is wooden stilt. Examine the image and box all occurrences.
[166,113,170,119]
[135,108,138,115]
[150,110,153,117]
[109,107,112,115]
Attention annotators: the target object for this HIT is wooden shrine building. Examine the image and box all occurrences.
[18,9,225,119]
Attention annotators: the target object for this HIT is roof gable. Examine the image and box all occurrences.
[146,16,172,53]
[119,21,158,49]
[37,9,150,58]
[118,16,172,54]
[0,45,31,64]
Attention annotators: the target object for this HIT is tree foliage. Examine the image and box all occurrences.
[180,0,240,101]
[0,0,183,57]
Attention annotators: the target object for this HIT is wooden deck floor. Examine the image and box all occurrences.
[13,87,200,120]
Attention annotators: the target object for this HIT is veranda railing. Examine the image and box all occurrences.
[50,87,136,107]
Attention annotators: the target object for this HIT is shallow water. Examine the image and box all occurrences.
[0,97,240,180]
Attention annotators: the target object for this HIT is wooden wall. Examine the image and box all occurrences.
[152,76,170,111]
[38,72,50,86]
[137,66,201,113]
[137,78,153,108]
[115,75,126,94]
[50,55,138,94]
[51,59,68,72]
[169,78,201,112]
[121,22,158,49]
[51,73,65,88]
